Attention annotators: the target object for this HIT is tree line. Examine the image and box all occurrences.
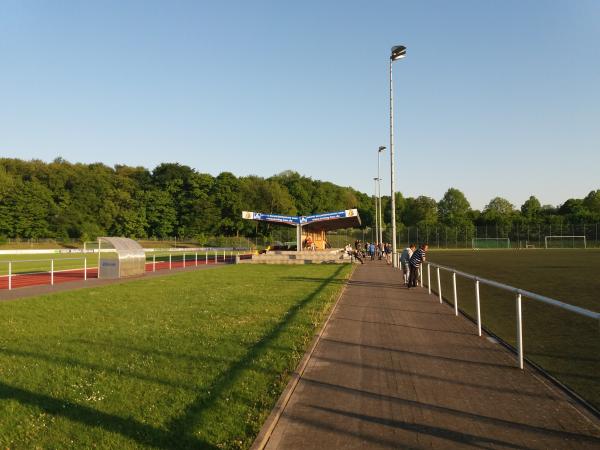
[0,158,598,241]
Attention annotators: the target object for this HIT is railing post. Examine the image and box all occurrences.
[51,259,54,286]
[84,257,87,281]
[475,280,482,336]
[427,264,431,295]
[8,261,12,291]
[452,272,458,316]
[436,267,442,303]
[169,253,172,270]
[153,254,156,272]
[223,249,226,261]
[195,252,198,266]
[419,266,423,287]
[516,293,524,369]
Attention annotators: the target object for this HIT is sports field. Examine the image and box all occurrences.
[427,249,600,410]
[0,264,351,449]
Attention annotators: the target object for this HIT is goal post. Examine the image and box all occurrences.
[544,236,587,249]
[472,237,511,249]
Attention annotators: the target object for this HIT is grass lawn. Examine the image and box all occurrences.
[0,264,352,449]
[427,249,600,410]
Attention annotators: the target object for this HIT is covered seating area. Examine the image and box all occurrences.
[98,237,146,279]
[242,209,362,252]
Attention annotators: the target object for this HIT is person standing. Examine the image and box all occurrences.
[369,242,376,261]
[400,244,416,286]
[408,243,428,288]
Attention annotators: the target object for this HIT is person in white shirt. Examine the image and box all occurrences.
[400,243,416,286]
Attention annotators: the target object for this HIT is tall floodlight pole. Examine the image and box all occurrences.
[390,45,406,268]
[378,146,386,244]
[373,177,379,243]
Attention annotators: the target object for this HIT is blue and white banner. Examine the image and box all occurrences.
[242,211,300,225]
[242,209,358,226]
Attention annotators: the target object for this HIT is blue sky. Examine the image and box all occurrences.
[1,0,598,210]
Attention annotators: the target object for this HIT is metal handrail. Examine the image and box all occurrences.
[424,261,600,370]
[427,261,599,320]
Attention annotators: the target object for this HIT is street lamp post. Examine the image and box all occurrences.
[389,45,406,268]
[377,146,386,244]
[373,177,379,244]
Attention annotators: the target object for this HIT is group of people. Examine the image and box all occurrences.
[344,240,429,289]
[400,243,429,288]
[344,240,393,264]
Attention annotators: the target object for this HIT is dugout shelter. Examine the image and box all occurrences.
[98,237,146,279]
[242,209,361,251]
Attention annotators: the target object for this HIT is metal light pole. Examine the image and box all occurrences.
[378,146,386,244]
[389,45,406,268]
[373,177,379,244]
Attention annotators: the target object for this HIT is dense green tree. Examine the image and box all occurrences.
[438,188,471,227]
[0,157,599,241]
[520,196,542,221]
[404,196,438,227]
[482,197,515,224]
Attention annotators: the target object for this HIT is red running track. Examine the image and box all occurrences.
[1,255,248,291]
[0,267,99,290]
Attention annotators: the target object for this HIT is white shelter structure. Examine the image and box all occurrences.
[98,237,146,279]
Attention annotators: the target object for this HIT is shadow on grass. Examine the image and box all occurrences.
[163,264,348,446]
[0,265,348,449]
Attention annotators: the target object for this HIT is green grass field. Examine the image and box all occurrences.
[427,249,600,410]
[0,264,351,449]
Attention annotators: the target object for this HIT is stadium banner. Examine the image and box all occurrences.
[241,211,300,225]
[301,209,358,224]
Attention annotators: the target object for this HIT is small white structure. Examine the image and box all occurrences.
[98,237,146,279]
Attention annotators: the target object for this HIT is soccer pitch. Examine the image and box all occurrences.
[427,249,600,410]
[0,264,351,449]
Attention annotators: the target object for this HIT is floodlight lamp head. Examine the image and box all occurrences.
[391,45,407,61]
[378,146,386,152]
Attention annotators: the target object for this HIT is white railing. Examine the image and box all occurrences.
[424,261,600,369]
[1,251,251,291]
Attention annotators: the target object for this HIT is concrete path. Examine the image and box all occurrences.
[262,261,600,449]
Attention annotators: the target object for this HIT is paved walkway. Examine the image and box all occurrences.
[262,261,600,449]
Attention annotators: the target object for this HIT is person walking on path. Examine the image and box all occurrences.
[369,242,376,261]
[408,243,428,288]
[400,244,416,286]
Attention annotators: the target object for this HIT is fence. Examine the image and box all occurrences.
[393,223,600,249]
[0,249,249,291]
[419,260,600,411]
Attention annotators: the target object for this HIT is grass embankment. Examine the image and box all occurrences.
[0,264,351,449]
[427,249,600,410]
